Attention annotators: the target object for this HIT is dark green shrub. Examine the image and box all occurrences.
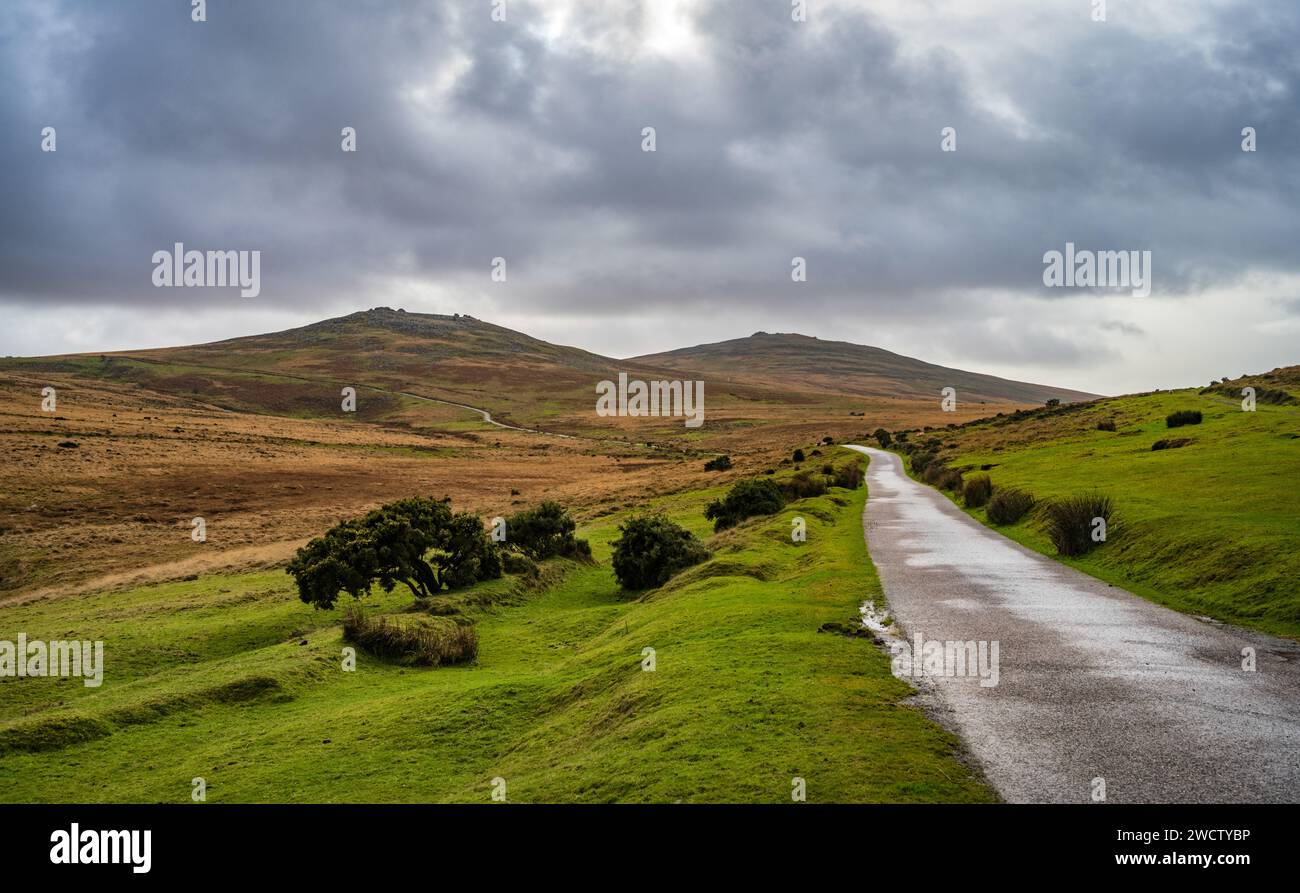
[873,428,892,448]
[703,455,733,471]
[1043,494,1114,557]
[1096,419,1116,432]
[822,436,834,445]
[504,501,589,559]
[792,448,806,463]
[342,605,478,666]
[986,488,1034,525]
[610,516,710,590]
[440,512,504,589]
[287,497,501,608]
[821,463,835,475]
[963,474,992,508]
[1166,410,1203,428]
[705,478,787,531]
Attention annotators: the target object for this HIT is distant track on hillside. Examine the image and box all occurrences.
[845,444,1300,803]
[117,355,709,456]
[385,388,563,436]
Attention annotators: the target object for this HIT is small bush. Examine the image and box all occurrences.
[962,474,993,508]
[822,436,834,445]
[986,488,1034,525]
[504,501,589,560]
[921,459,961,491]
[873,428,892,448]
[832,463,863,489]
[822,463,835,475]
[1096,419,1116,432]
[911,452,938,474]
[703,455,732,471]
[782,472,829,501]
[611,515,710,590]
[706,478,787,531]
[342,606,478,666]
[792,448,806,463]
[936,469,964,492]
[1166,409,1203,428]
[1042,494,1114,557]
[1151,437,1192,451]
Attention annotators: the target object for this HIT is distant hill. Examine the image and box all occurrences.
[632,332,1099,405]
[0,310,1095,439]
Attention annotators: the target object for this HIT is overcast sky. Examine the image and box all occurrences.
[2,0,1298,395]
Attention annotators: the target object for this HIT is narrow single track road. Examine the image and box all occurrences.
[846,445,1300,803]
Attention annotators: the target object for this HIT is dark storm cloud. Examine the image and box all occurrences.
[2,0,1298,354]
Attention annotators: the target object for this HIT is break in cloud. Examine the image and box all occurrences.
[1,0,1298,395]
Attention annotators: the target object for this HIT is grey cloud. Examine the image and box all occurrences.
[1100,320,1145,336]
[0,0,1297,386]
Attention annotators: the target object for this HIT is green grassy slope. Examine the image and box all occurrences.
[0,461,993,803]
[898,372,1300,638]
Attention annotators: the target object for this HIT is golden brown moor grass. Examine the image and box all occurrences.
[0,359,1038,603]
[0,372,700,601]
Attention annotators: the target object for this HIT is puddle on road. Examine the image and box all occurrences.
[860,600,899,639]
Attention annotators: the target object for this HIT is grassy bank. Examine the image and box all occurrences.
[896,377,1300,639]
[0,463,992,802]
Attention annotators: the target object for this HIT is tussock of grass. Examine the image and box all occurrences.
[1166,409,1203,428]
[985,487,1034,525]
[1042,494,1115,558]
[962,474,993,508]
[342,606,478,667]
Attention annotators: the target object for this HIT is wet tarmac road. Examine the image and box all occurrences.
[846,445,1300,803]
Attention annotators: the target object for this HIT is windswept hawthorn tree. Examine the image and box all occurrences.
[287,497,501,609]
